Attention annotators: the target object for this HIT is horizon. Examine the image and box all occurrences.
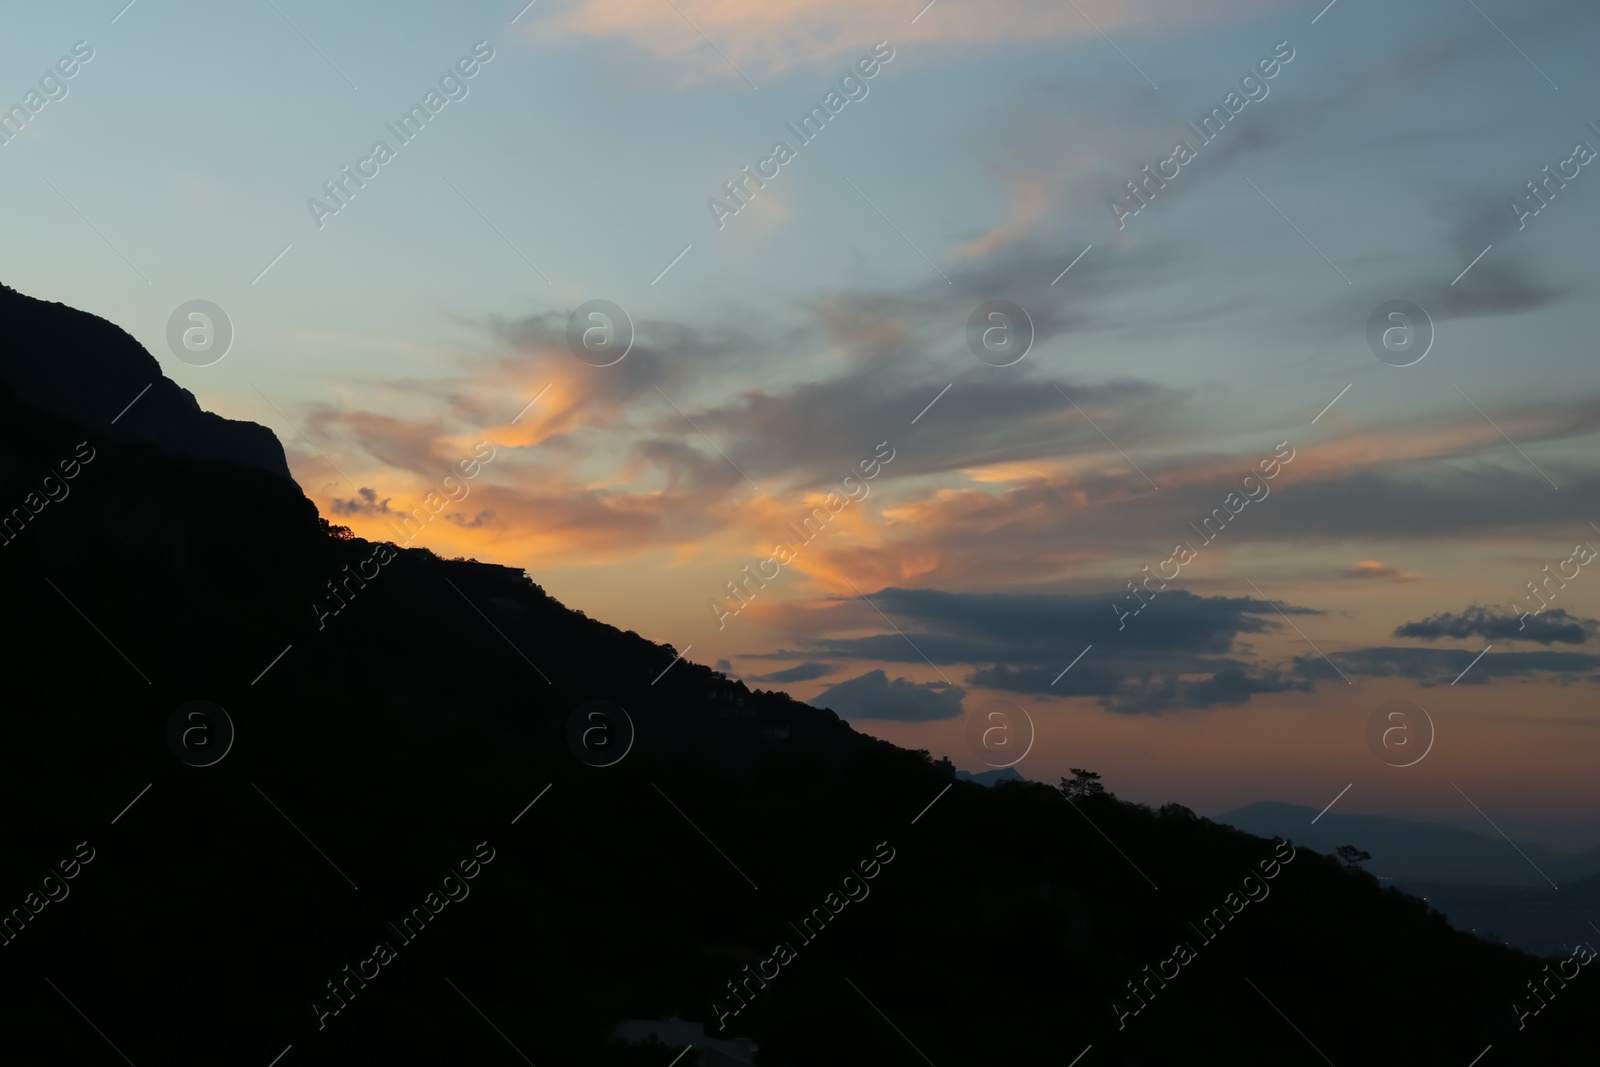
[4,0,1599,855]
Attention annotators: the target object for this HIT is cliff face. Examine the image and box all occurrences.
[0,282,292,480]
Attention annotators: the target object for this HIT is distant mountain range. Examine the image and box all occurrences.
[1218,801,1600,888]
[1216,802,1600,956]
[1396,879,1600,958]
[954,767,1026,787]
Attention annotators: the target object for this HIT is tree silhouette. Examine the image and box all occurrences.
[1336,844,1373,869]
[1060,768,1107,799]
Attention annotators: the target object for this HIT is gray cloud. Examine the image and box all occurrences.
[752,587,1323,714]
[330,486,393,515]
[1178,662,1313,708]
[1318,647,1600,686]
[813,586,1312,663]
[1394,605,1596,646]
[751,661,840,683]
[814,670,966,722]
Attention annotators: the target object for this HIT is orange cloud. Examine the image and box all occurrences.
[765,399,1598,595]
[280,292,1599,613]
[956,169,1056,260]
[1146,400,1592,496]
[1342,560,1422,582]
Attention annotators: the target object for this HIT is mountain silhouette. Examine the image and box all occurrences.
[0,288,1596,1065]
[954,766,1026,787]
[0,282,289,479]
[1219,801,1600,887]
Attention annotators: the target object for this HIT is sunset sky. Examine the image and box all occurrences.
[5,0,1598,849]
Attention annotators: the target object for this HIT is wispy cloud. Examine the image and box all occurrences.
[551,0,1288,82]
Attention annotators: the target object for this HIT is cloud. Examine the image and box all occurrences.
[814,669,966,722]
[1341,560,1422,582]
[281,153,1600,592]
[752,586,1323,713]
[1390,245,1565,324]
[811,586,1313,663]
[284,271,1600,593]
[751,660,840,683]
[286,322,777,567]
[955,169,1061,261]
[551,0,1287,83]
[965,658,1311,711]
[444,510,494,529]
[720,374,1600,598]
[942,15,1535,263]
[967,662,1123,699]
[304,409,460,481]
[1319,647,1600,686]
[330,487,393,516]
[1394,606,1596,646]
[826,421,1600,595]
[1178,663,1312,708]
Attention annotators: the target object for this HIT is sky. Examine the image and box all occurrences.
[4,0,1599,849]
